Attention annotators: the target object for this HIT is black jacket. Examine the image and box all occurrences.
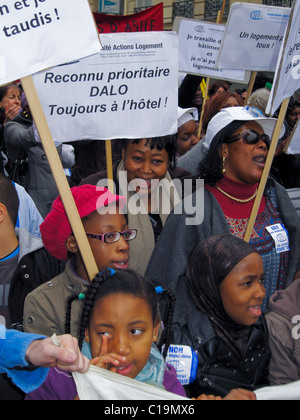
[9,247,64,330]
[169,282,270,398]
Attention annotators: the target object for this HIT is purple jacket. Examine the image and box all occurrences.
[26,364,186,400]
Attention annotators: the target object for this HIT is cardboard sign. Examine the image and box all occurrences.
[174,17,250,83]
[0,0,101,85]
[93,3,163,33]
[266,0,300,116]
[217,3,290,72]
[32,32,178,141]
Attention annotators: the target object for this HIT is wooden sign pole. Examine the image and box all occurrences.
[245,71,258,104]
[105,140,115,193]
[21,75,99,282]
[244,97,290,243]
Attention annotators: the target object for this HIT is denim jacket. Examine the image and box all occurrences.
[0,325,48,393]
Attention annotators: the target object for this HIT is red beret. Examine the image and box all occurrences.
[40,185,126,260]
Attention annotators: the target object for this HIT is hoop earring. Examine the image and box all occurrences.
[222,156,226,174]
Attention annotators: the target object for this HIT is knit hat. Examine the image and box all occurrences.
[40,185,127,260]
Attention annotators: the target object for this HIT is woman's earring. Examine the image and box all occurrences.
[222,156,226,174]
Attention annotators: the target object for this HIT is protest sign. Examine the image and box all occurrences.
[288,121,300,155]
[0,0,101,86]
[32,31,178,142]
[93,3,163,34]
[266,0,300,116]
[0,0,102,281]
[174,17,250,83]
[217,3,290,72]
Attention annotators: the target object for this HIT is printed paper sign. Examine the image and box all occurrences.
[175,17,250,83]
[217,3,290,71]
[266,0,300,116]
[0,0,101,85]
[288,121,300,155]
[32,32,178,141]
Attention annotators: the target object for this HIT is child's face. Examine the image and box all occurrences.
[87,293,160,379]
[83,211,130,271]
[220,253,266,326]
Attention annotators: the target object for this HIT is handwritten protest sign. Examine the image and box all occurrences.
[174,17,250,83]
[32,31,178,141]
[217,3,290,72]
[0,0,101,85]
[266,0,300,116]
[93,3,163,33]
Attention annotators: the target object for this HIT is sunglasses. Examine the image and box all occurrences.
[86,229,137,244]
[225,129,271,149]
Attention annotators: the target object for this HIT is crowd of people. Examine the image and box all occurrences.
[0,74,299,401]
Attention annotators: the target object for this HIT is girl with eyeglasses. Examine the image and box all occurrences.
[23,185,137,338]
[146,107,300,314]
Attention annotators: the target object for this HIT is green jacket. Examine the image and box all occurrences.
[23,261,89,338]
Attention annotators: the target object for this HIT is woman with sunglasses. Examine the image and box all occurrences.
[146,107,300,313]
[23,185,137,338]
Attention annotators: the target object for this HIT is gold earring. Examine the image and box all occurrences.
[222,156,226,174]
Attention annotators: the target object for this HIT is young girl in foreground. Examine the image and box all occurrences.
[26,270,255,400]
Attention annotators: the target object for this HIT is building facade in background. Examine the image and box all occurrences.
[88,0,293,29]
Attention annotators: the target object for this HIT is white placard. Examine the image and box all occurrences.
[32,32,178,141]
[0,0,101,85]
[217,2,290,72]
[288,121,300,155]
[175,18,250,83]
[266,0,300,116]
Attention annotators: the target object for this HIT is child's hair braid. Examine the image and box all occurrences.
[155,287,176,359]
[78,268,115,349]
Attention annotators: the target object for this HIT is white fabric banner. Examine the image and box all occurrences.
[0,0,101,85]
[32,32,178,141]
[217,3,290,72]
[175,18,250,83]
[256,380,300,401]
[266,0,300,116]
[73,365,189,401]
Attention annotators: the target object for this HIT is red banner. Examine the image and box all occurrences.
[93,3,163,34]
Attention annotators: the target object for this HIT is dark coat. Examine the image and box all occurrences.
[170,282,270,398]
[9,248,64,330]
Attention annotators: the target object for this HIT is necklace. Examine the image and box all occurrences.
[216,186,258,204]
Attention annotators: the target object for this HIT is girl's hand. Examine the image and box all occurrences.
[90,335,126,373]
[224,389,257,401]
[193,395,223,401]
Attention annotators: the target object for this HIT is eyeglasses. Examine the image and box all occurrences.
[86,229,137,244]
[225,129,271,149]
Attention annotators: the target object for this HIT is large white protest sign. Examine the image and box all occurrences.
[32,32,178,141]
[217,3,290,72]
[0,0,101,85]
[266,0,300,116]
[174,17,250,83]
